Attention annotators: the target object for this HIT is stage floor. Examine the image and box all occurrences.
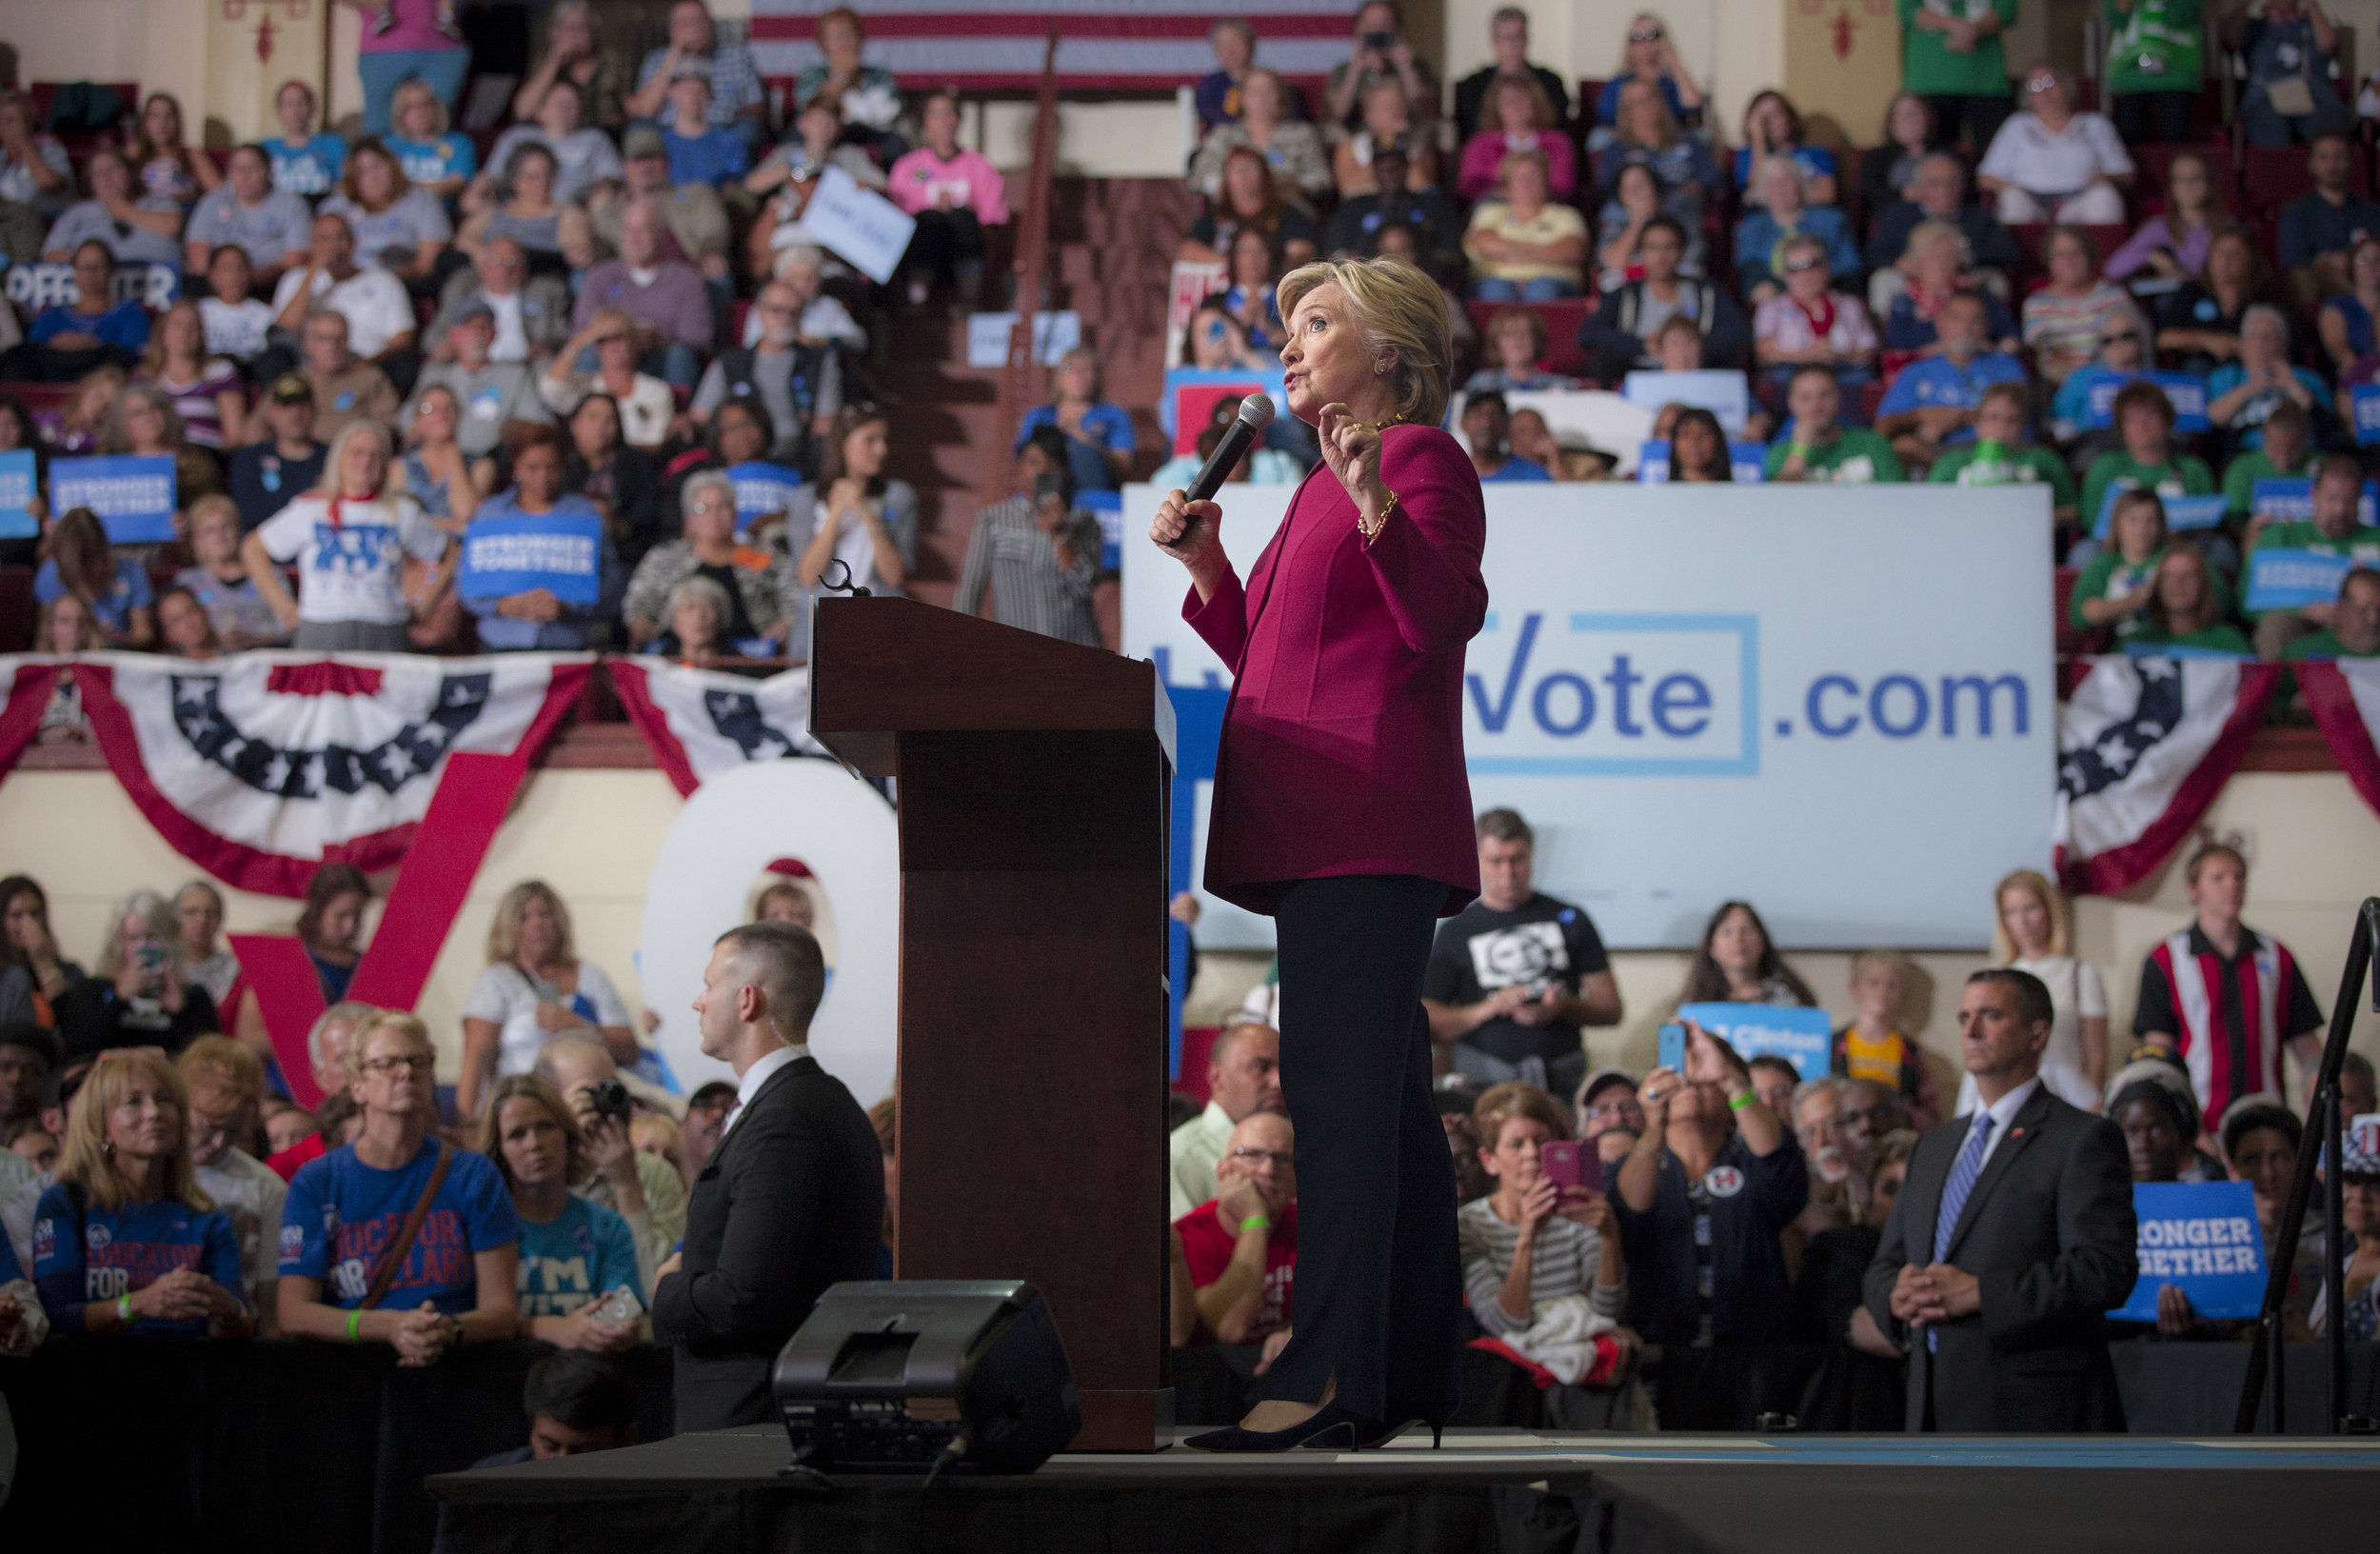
[429,1424,2380,1553]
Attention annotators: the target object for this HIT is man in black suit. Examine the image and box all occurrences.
[652,922,883,1431]
[1864,968,2137,1432]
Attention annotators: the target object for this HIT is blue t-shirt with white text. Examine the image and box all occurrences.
[32,1185,243,1336]
[1874,352,2030,445]
[279,1139,520,1315]
[386,132,478,196]
[268,134,347,200]
[516,1194,643,1319]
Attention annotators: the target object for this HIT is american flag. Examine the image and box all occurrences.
[747,0,1355,93]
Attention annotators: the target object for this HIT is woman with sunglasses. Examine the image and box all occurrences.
[1976,61,2133,225]
[1593,12,1702,131]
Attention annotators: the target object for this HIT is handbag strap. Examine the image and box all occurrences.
[358,1140,453,1311]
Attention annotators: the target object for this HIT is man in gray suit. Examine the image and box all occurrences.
[1865,968,2137,1432]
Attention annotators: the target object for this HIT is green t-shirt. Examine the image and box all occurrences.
[1764,428,1905,485]
[2282,628,2380,661]
[2079,450,2217,537]
[1898,0,2019,98]
[2070,543,2233,634]
[2220,447,2312,535]
[1931,442,2078,512]
[2128,621,2254,656]
[2104,0,2205,94]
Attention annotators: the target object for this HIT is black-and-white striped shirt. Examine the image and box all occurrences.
[1458,1196,1624,1336]
[952,495,1104,647]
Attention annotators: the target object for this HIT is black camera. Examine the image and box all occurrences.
[1361,29,1397,50]
[585,1077,633,1122]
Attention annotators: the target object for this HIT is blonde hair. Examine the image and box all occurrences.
[1276,256,1454,428]
[1902,218,1973,271]
[98,888,190,986]
[391,76,450,136]
[474,1071,588,1188]
[1991,868,2073,962]
[1850,948,1912,985]
[485,879,579,966]
[310,419,394,499]
[345,1009,435,1084]
[57,1047,211,1213]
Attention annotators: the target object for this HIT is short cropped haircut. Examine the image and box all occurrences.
[1476,807,1533,845]
[2185,840,2246,887]
[713,921,828,1039]
[1277,256,1456,428]
[1967,966,2053,1030]
[2222,1099,2302,1162]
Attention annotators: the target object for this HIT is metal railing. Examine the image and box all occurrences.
[2232,895,2380,1433]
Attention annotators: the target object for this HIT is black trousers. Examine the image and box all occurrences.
[2112,90,2194,145]
[1263,873,1462,1421]
[1921,93,2014,158]
[903,208,987,289]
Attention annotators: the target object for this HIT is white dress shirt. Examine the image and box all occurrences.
[1969,1073,2043,1174]
[720,1042,809,1139]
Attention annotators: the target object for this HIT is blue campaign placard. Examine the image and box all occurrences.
[2243,547,2356,613]
[2082,370,2211,433]
[1676,1002,1833,1080]
[48,454,177,544]
[1622,369,1753,434]
[2354,385,2380,446]
[2110,1180,2266,1322]
[456,511,604,608]
[0,449,36,540]
[1636,440,1768,485]
[2249,476,2380,525]
[2094,482,2227,538]
[725,461,804,535]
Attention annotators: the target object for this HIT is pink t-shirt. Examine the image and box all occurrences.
[884,148,1010,224]
[360,0,464,55]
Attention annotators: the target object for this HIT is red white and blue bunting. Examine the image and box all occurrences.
[2052,656,2282,896]
[72,652,593,897]
[607,657,827,798]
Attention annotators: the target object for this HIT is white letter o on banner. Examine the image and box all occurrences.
[637,761,900,1107]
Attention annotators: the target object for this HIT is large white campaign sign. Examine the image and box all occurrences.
[1123,483,2055,950]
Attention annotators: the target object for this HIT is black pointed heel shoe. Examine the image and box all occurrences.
[1346,1414,1449,1450]
[1182,1403,1364,1453]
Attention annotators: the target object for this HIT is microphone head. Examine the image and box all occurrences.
[1237,393,1277,433]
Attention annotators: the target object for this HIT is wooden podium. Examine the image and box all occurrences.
[808,595,1177,1450]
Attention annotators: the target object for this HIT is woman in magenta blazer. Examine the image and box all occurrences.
[1152,257,1487,1451]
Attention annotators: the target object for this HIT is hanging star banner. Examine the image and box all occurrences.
[606,657,829,797]
[2052,656,2283,896]
[72,652,593,897]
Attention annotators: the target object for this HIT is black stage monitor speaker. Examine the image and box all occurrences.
[773,1280,1081,1475]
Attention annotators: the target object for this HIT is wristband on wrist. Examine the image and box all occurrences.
[116,1293,132,1324]
[1240,1213,1271,1234]
[1785,442,1812,459]
[1729,1089,1756,1112]
[347,1308,363,1344]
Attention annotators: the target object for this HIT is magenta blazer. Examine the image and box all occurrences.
[1184,423,1488,918]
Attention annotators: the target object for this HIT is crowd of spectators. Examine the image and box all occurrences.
[0,0,1030,664]
[1166,814,2367,1420]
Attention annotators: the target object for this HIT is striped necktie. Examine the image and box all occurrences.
[1927,1112,1994,1352]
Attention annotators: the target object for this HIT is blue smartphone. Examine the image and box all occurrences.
[1657,1022,1686,1072]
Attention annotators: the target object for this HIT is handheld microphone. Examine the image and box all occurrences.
[1180,394,1276,527]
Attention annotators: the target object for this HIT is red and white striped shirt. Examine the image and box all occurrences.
[2134,926,2323,1125]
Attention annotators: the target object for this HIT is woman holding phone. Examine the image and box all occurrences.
[56,889,224,1061]
[1150,256,1486,1450]
[1458,1083,1625,1354]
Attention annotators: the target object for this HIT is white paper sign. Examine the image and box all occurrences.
[802,164,918,285]
[964,310,1083,369]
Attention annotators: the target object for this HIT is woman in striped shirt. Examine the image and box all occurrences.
[1458,1082,1625,1337]
[136,301,247,451]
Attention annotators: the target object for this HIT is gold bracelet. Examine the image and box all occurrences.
[1357,488,1399,543]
